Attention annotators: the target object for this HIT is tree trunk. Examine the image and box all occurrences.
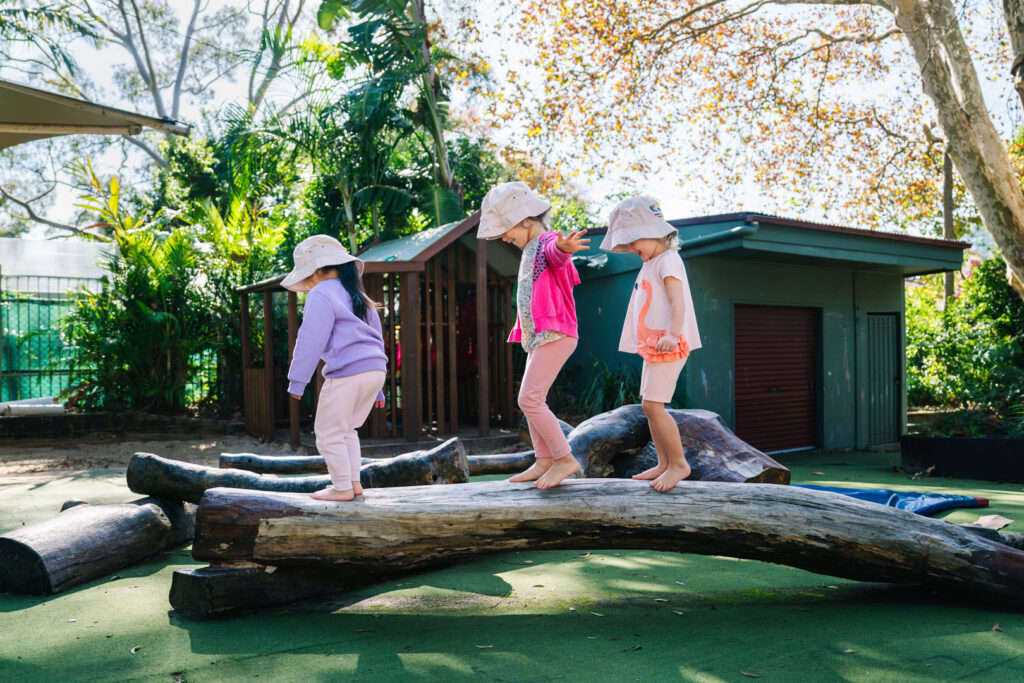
[172,479,1024,618]
[0,498,194,595]
[220,450,534,477]
[567,405,790,484]
[893,0,1024,300]
[128,438,469,503]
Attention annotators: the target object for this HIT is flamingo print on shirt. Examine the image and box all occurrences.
[636,278,690,362]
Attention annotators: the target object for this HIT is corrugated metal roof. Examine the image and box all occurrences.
[456,234,521,279]
[358,221,464,263]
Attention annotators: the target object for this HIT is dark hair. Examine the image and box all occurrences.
[322,262,375,322]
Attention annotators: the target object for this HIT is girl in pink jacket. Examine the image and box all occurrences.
[478,182,590,488]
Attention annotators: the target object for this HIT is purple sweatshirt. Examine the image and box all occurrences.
[286,278,387,400]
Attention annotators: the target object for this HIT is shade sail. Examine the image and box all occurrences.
[0,78,190,150]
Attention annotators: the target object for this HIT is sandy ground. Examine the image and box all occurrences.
[0,434,298,476]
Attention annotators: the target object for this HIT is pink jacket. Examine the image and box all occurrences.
[509,231,581,342]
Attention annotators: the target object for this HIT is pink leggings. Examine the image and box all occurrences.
[519,336,577,460]
[314,371,386,490]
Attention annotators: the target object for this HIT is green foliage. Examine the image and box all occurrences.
[906,257,1024,418]
[579,360,642,418]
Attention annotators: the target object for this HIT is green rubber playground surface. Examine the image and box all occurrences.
[3,452,1024,682]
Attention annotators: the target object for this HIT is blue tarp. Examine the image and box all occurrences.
[794,485,987,516]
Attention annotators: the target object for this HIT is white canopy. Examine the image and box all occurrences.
[0,78,190,150]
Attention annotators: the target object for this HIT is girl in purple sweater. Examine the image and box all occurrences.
[283,235,387,502]
[478,182,590,489]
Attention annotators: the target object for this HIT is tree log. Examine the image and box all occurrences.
[518,415,573,447]
[567,405,790,484]
[174,479,1024,617]
[128,438,469,503]
[0,498,194,595]
[221,450,536,477]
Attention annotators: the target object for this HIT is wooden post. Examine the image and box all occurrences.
[503,282,515,427]
[387,275,398,437]
[262,290,275,443]
[401,271,421,441]
[424,264,434,433]
[476,239,489,436]
[287,291,299,450]
[433,258,446,434]
[447,250,458,433]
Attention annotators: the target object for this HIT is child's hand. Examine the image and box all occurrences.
[556,229,591,254]
[375,400,385,409]
[656,333,680,353]
[289,393,301,401]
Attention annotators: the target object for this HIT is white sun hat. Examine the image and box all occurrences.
[600,196,678,253]
[281,234,363,292]
[477,181,552,239]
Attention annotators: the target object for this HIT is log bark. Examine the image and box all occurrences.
[0,498,194,595]
[174,479,1024,618]
[568,405,789,484]
[128,438,469,503]
[519,415,573,447]
[221,450,535,477]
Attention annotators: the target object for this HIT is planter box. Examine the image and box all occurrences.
[901,435,1024,483]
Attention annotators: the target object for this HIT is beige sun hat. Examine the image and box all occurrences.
[281,234,363,292]
[477,182,552,240]
[600,196,678,253]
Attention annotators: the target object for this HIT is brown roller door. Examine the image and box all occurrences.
[734,304,818,452]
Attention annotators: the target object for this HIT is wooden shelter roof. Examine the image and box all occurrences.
[0,79,190,150]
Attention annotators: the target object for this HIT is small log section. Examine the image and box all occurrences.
[220,451,533,478]
[128,438,469,504]
[171,479,1024,618]
[568,405,790,484]
[0,498,194,595]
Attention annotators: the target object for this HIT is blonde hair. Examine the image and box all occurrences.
[661,232,680,249]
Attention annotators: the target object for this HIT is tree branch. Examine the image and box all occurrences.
[0,184,109,241]
[124,135,169,168]
[172,0,202,119]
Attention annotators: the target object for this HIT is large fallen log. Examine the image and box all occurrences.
[0,498,194,595]
[221,450,535,477]
[129,438,468,503]
[518,415,574,448]
[170,479,1024,617]
[568,405,790,484]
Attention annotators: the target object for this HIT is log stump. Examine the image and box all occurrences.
[220,449,527,478]
[172,479,1024,617]
[0,498,194,595]
[569,405,789,484]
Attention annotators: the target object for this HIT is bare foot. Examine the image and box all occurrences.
[310,486,355,501]
[650,463,691,492]
[535,456,580,489]
[509,459,552,482]
[632,464,667,480]
[353,483,364,496]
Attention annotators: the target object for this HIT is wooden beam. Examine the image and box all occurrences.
[424,262,434,434]
[400,272,421,441]
[433,258,446,434]
[286,291,299,450]
[387,275,398,437]
[262,290,275,443]
[446,249,458,433]
[476,239,489,436]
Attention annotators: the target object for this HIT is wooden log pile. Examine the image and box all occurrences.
[171,479,1024,618]
[129,438,469,503]
[0,498,194,595]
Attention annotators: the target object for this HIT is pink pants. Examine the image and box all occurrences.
[519,336,577,460]
[314,371,386,490]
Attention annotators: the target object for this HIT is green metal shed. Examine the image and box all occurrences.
[573,213,968,453]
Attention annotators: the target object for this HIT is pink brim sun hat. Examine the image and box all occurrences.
[477,181,552,240]
[281,234,363,292]
[600,196,678,253]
